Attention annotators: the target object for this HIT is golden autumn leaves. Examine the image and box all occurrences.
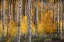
[0,10,60,37]
[42,10,57,34]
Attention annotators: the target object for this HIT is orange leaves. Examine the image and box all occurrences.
[38,23,44,35]
[9,20,18,37]
[0,20,2,36]
[42,10,57,34]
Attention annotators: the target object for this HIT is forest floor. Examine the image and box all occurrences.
[49,40,64,42]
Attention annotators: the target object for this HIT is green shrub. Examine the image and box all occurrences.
[32,36,45,42]
[20,37,28,42]
[44,39,51,42]
[51,35,60,41]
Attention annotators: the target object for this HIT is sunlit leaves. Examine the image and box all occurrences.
[42,10,57,34]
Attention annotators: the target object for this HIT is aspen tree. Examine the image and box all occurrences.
[22,0,25,17]
[13,0,16,22]
[57,0,60,35]
[59,0,63,38]
[62,0,64,36]
[52,0,54,23]
[17,0,21,42]
[1,0,5,40]
[35,0,38,37]
[6,0,10,38]
[7,0,12,38]
[41,0,43,20]
[28,0,32,42]
[0,1,1,20]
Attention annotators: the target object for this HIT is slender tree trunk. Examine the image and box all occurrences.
[0,0,1,41]
[35,0,38,37]
[0,11,1,20]
[59,0,63,38]
[11,0,13,21]
[17,0,21,42]
[52,1,54,23]
[25,0,28,16]
[57,0,60,35]
[41,0,43,20]
[1,0,5,40]
[6,0,9,38]
[0,1,1,20]
[22,0,25,17]
[28,0,32,42]
[62,0,64,37]
[13,0,16,22]
[6,0,11,38]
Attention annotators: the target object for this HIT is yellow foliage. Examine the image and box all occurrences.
[21,21,28,34]
[0,10,57,37]
[60,21,62,32]
[9,20,18,37]
[32,23,35,35]
[6,38,11,42]
[21,16,28,34]
[38,23,44,35]
[42,10,57,34]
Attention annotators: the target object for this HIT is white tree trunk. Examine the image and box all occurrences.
[1,0,5,40]
[17,0,21,42]
[57,0,60,35]
[28,0,32,42]
[35,0,38,37]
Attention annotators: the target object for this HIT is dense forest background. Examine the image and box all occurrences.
[0,0,64,42]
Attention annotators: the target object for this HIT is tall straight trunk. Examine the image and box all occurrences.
[57,0,60,35]
[15,0,18,22]
[62,0,64,36]
[10,0,13,20]
[17,0,21,42]
[52,1,54,23]
[41,0,43,20]
[6,0,11,38]
[0,1,1,20]
[35,0,38,37]
[9,0,12,21]
[22,0,25,17]
[1,0,5,40]
[25,2,26,16]
[60,0,63,38]
[25,1,28,16]
[13,0,16,22]
[28,0,32,42]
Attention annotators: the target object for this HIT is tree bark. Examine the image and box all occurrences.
[13,0,16,22]
[0,1,1,20]
[57,0,60,35]
[62,0,64,36]
[41,0,43,20]
[52,1,54,23]
[1,0,5,40]
[28,0,32,42]
[35,0,38,37]
[22,0,25,17]
[17,0,21,42]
